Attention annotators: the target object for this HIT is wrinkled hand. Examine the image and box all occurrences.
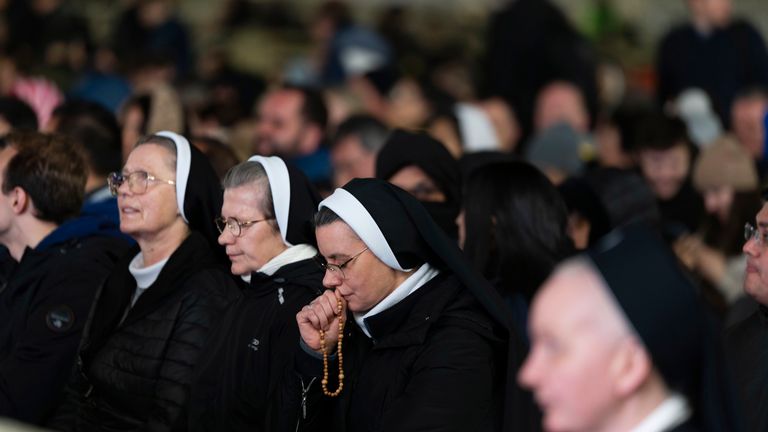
[297,289,346,354]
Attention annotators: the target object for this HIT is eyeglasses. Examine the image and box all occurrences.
[745,223,768,247]
[108,171,175,196]
[215,216,274,237]
[316,247,369,280]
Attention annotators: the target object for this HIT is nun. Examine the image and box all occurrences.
[375,129,462,240]
[188,156,325,431]
[288,178,536,431]
[50,132,240,431]
[519,224,740,432]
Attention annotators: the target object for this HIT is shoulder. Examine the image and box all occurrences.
[181,267,241,302]
[725,309,764,349]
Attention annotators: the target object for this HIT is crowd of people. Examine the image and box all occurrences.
[0,0,767,431]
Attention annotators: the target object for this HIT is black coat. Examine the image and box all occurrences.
[0,234,129,424]
[725,307,768,432]
[50,232,240,432]
[189,257,324,432]
[286,273,505,432]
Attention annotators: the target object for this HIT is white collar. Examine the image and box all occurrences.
[128,252,170,289]
[257,244,318,276]
[629,393,691,432]
[354,263,440,338]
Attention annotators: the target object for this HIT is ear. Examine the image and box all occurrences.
[609,338,653,398]
[10,186,28,215]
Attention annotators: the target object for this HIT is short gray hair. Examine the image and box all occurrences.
[134,134,177,171]
[222,161,275,220]
[332,115,389,153]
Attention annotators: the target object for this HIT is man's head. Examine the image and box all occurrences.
[218,161,287,276]
[687,0,732,30]
[254,85,328,158]
[731,87,768,159]
[0,132,86,254]
[634,114,693,201]
[743,200,768,305]
[47,100,122,194]
[330,114,388,188]
[519,257,667,432]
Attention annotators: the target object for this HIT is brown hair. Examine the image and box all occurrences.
[2,131,87,224]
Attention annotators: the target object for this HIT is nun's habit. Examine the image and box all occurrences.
[189,156,325,432]
[286,178,537,432]
[588,224,741,432]
[50,132,240,432]
[375,129,463,239]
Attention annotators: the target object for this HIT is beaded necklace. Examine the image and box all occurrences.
[319,297,345,397]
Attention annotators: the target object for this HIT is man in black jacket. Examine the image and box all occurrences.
[189,155,324,431]
[0,132,130,424]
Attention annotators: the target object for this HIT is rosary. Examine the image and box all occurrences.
[319,297,345,397]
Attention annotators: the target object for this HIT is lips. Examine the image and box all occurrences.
[746,262,759,273]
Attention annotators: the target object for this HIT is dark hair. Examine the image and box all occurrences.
[463,160,573,301]
[315,0,353,30]
[191,136,240,181]
[314,206,343,228]
[0,97,38,132]
[51,100,122,177]
[633,112,692,152]
[332,114,389,153]
[283,84,328,130]
[2,132,87,224]
[702,190,763,256]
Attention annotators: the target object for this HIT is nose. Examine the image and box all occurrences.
[744,235,760,256]
[218,229,234,246]
[322,269,342,289]
[517,349,541,390]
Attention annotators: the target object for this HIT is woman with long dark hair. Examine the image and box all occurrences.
[459,160,573,333]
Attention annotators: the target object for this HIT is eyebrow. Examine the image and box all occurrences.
[758,221,768,229]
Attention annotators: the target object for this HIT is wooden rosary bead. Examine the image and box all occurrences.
[320,297,345,397]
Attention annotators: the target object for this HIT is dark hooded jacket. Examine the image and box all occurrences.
[0,216,131,424]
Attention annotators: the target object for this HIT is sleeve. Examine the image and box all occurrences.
[142,272,237,432]
[380,325,499,432]
[0,267,102,424]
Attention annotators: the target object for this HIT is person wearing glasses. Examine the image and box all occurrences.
[288,178,538,432]
[188,155,324,432]
[726,186,768,432]
[50,132,239,432]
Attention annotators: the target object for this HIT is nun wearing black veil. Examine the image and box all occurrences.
[49,132,240,431]
[188,156,325,432]
[286,178,537,431]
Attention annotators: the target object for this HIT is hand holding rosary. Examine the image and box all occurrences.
[319,296,345,397]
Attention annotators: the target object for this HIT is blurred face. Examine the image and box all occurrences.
[218,184,286,276]
[519,266,628,432]
[388,165,446,203]
[703,185,734,223]
[316,221,405,313]
[386,78,429,129]
[743,204,768,305]
[534,83,590,134]
[117,144,182,240]
[637,144,690,200]
[255,90,306,157]
[731,96,767,158]
[331,135,376,188]
[689,0,732,28]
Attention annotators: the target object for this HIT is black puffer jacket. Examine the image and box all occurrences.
[50,232,240,432]
[189,256,324,432]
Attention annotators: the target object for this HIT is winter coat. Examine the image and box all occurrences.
[286,272,505,432]
[50,231,239,432]
[0,218,131,424]
[189,257,324,432]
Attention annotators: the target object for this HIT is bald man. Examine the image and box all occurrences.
[519,225,739,432]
